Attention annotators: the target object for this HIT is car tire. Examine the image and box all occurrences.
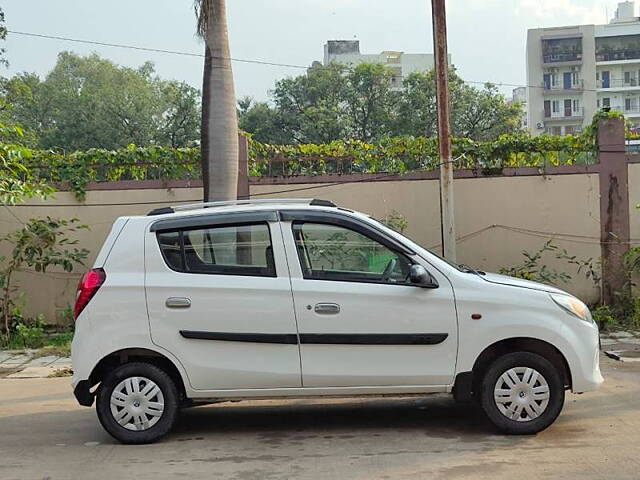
[96,362,179,444]
[480,352,565,435]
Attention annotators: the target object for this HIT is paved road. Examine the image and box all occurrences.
[0,356,638,480]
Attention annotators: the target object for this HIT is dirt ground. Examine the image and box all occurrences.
[0,356,638,480]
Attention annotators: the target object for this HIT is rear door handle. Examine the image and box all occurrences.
[166,297,191,309]
[314,303,340,315]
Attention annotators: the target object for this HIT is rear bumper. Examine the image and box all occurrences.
[73,380,95,407]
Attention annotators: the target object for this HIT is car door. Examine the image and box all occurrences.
[145,211,301,391]
[279,210,458,388]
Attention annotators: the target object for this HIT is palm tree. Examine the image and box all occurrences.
[194,0,238,201]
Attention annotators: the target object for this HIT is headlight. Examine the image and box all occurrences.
[550,294,593,323]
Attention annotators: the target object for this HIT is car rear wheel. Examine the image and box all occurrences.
[96,362,179,444]
[480,352,565,434]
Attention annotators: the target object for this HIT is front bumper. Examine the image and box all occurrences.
[570,323,604,393]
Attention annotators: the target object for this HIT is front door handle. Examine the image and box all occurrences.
[166,297,191,309]
[314,303,340,315]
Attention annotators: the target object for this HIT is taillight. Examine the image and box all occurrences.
[74,268,106,319]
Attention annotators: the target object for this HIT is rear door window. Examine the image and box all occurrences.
[156,222,276,277]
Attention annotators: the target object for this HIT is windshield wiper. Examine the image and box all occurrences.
[458,264,486,275]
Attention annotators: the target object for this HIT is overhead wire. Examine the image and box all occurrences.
[5,28,594,92]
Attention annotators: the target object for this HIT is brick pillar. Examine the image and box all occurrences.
[598,116,630,304]
[237,134,250,200]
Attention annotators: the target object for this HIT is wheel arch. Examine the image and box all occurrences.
[453,337,572,402]
[82,348,188,406]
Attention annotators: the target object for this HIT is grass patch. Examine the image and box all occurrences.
[48,366,73,378]
[2,331,72,356]
[34,344,71,359]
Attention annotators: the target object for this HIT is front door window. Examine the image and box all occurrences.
[292,222,412,284]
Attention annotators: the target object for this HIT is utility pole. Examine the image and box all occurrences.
[431,0,457,262]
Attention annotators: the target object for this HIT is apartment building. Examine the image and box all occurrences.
[323,40,446,89]
[527,1,640,136]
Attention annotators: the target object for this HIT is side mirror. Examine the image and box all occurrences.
[409,264,439,288]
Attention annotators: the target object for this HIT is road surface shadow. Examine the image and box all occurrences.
[174,396,495,440]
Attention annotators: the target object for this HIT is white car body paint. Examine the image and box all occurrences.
[72,203,603,402]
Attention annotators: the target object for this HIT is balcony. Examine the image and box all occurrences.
[542,79,584,93]
[597,78,640,89]
[610,105,640,116]
[596,50,640,62]
[542,37,583,65]
[596,35,640,63]
[543,107,584,120]
[542,52,582,64]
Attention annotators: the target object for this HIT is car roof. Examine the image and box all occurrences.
[147,198,336,217]
[136,198,363,223]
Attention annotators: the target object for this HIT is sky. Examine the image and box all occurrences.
[1,0,627,101]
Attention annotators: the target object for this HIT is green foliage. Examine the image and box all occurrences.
[238,97,290,145]
[2,128,595,200]
[0,123,54,205]
[583,108,626,145]
[0,7,6,68]
[0,52,201,151]
[395,68,523,140]
[0,217,90,336]
[380,210,408,234]
[623,246,640,275]
[21,144,201,200]
[499,240,603,289]
[239,62,524,144]
[499,240,572,285]
[269,62,349,144]
[592,305,617,328]
[248,132,595,177]
[603,293,640,330]
[343,63,398,142]
[15,317,45,349]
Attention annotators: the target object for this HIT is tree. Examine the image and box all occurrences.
[0,53,201,150]
[239,63,523,144]
[395,68,522,140]
[154,81,201,147]
[270,62,347,144]
[237,97,289,144]
[343,63,397,142]
[194,0,238,202]
[0,7,7,68]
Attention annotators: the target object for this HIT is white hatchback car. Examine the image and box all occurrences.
[71,198,603,443]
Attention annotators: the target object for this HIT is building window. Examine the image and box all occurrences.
[551,126,562,135]
[552,100,560,113]
[572,71,579,85]
[572,99,580,112]
[603,97,610,107]
[551,74,558,87]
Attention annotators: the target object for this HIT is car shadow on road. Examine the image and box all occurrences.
[173,396,496,441]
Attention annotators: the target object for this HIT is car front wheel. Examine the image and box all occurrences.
[96,362,179,444]
[480,352,565,434]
